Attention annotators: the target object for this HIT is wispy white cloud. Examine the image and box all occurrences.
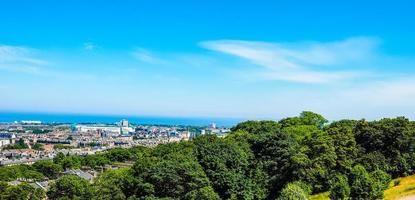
[0,45,48,65]
[0,44,95,80]
[83,42,96,51]
[0,45,50,75]
[132,48,166,64]
[200,37,378,83]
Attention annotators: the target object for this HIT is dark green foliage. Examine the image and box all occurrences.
[354,117,415,177]
[0,182,46,200]
[326,120,358,173]
[1,111,413,200]
[349,165,375,199]
[82,154,111,169]
[54,144,75,149]
[294,127,337,192]
[31,143,44,150]
[61,155,82,169]
[279,111,327,129]
[251,129,300,198]
[370,169,392,195]
[183,186,220,200]
[33,160,63,179]
[126,142,215,199]
[47,175,94,200]
[329,174,350,200]
[349,165,390,200]
[93,168,130,200]
[0,165,45,181]
[231,120,280,134]
[194,134,265,200]
[357,151,389,172]
[53,152,65,164]
[31,129,52,134]
[105,148,134,162]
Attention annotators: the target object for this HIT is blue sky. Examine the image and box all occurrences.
[1,0,415,120]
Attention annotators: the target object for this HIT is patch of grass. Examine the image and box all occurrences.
[310,191,330,200]
[384,174,415,200]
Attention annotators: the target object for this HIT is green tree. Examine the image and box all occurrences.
[326,120,358,173]
[33,160,63,179]
[1,183,46,200]
[61,156,82,169]
[194,134,263,200]
[231,120,280,134]
[82,154,111,169]
[31,143,44,150]
[53,152,66,164]
[127,141,213,199]
[47,175,94,200]
[277,182,309,200]
[349,165,389,200]
[251,129,300,199]
[93,169,129,200]
[354,117,415,177]
[286,126,337,192]
[184,186,220,200]
[105,148,133,162]
[279,111,327,129]
[370,169,391,199]
[329,174,350,200]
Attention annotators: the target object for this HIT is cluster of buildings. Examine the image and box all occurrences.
[0,119,231,192]
[0,119,230,166]
[0,132,16,147]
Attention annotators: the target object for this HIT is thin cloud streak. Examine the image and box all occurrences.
[132,48,167,65]
[0,45,48,65]
[0,45,50,76]
[200,37,378,83]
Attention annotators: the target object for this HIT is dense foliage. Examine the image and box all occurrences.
[0,181,46,200]
[1,111,415,199]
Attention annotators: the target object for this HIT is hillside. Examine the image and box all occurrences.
[310,174,415,200]
[1,112,415,199]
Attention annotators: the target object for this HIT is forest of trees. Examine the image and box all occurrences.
[1,111,415,199]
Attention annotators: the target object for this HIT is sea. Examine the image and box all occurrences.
[0,112,245,127]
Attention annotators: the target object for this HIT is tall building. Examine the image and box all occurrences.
[209,123,217,129]
[120,119,129,127]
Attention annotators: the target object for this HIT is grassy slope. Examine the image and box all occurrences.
[384,174,415,200]
[309,174,415,200]
[309,191,330,200]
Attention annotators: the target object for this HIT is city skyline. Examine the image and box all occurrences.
[1,0,415,120]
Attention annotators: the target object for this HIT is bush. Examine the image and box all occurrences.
[277,182,308,200]
[349,165,390,200]
[329,174,350,200]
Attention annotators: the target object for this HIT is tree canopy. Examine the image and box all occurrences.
[1,111,414,199]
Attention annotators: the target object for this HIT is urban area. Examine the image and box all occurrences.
[0,119,230,191]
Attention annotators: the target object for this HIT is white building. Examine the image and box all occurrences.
[0,133,16,147]
[120,119,129,127]
[77,125,121,134]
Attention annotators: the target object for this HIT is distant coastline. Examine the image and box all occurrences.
[0,112,244,127]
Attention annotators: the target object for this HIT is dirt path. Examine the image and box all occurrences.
[398,195,415,200]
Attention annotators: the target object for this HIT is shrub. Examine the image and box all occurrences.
[329,174,350,200]
[277,182,308,200]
